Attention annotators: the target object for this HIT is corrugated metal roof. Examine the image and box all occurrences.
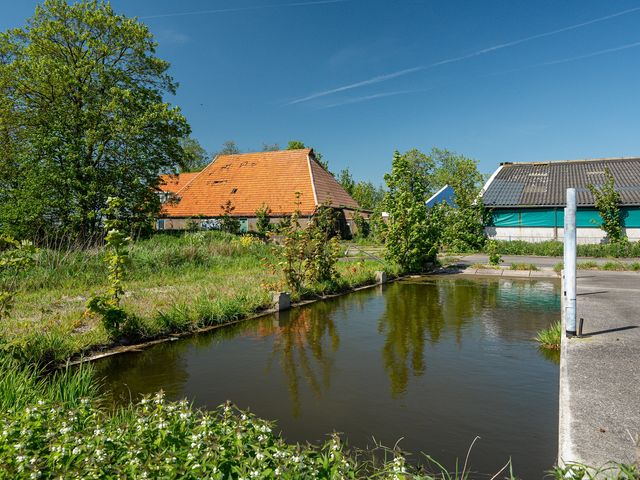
[482,157,640,207]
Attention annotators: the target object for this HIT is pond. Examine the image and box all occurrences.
[96,276,560,478]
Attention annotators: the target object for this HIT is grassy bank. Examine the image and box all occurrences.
[1,232,398,366]
[484,240,640,258]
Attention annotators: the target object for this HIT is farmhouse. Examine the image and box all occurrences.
[481,157,640,244]
[158,148,362,234]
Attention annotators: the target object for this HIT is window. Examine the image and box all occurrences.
[156,219,165,230]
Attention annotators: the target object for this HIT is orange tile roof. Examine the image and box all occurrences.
[158,172,199,192]
[159,149,360,217]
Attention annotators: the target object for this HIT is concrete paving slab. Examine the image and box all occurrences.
[559,271,640,470]
[474,269,503,276]
[502,270,531,277]
[530,269,559,278]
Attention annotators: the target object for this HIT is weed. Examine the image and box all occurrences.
[509,263,539,271]
[536,321,561,350]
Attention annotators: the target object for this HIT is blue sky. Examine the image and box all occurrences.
[3,1,640,184]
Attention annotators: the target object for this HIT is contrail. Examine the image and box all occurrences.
[318,88,432,108]
[322,40,640,109]
[140,0,351,20]
[288,67,424,105]
[538,40,640,66]
[287,5,640,105]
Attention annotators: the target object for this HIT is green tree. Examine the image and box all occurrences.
[338,168,355,195]
[286,140,306,150]
[351,181,385,210]
[383,150,438,272]
[431,147,483,194]
[261,143,280,152]
[430,148,486,252]
[588,167,624,243]
[213,140,241,157]
[178,137,209,172]
[0,0,190,242]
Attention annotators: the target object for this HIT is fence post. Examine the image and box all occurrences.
[564,188,577,336]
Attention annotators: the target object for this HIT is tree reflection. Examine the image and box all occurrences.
[378,279,499,397]
[261,300,341,417]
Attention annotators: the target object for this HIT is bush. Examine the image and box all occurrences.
[486,240,502,266]
[484,240,640,258]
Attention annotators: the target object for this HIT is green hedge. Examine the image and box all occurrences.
[484,240,640,258]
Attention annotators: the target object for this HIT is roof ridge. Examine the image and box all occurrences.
[216,148,311,158]
[306,153,319,206]
[501,156,640,166]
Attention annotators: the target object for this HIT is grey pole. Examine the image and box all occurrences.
[564,188,577,336]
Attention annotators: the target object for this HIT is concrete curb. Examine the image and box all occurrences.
[459,267,559,279]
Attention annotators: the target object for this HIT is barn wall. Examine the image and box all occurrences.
[485,226,640,244]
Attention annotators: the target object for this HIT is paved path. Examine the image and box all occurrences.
[559,271,640,470]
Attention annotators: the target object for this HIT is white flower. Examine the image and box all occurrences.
[250,470,259,478]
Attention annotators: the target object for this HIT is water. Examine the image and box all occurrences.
[97,276,560,478]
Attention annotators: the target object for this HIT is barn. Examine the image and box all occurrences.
[480,157,640,244]
[157,148,363,235]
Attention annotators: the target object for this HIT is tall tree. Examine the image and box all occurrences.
[213,140,241,157]
[351,181,385,210]
[262,142,280,152]
[429,148,486,251]
[286,140,306,150]
[0,0,189,242]
[431,147,484,194]
[588,167,624,243]
[337,168,355,195]
[383,150,438,272]
[178,137,208,172]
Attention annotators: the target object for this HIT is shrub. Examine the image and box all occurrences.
[0,235,38,319]
[270,200,342,294]
[219,200,241,234]
[255,204,272,236]
[86,197,137,339]
[353,211,370,238]
[486,240,502,266]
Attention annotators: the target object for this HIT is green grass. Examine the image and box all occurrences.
[536,321,561,350]
[0,356,99,411]
[509,262,539,271]
[2,231,399,365]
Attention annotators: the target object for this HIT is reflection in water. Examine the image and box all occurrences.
[97,276,561,478]
[264,302,341,417]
